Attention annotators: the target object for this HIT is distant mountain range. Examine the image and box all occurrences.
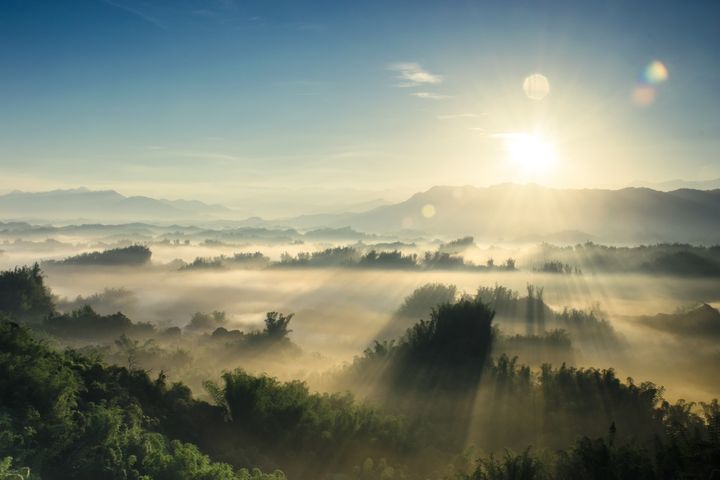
[630,178,720,191]
[2,185,720,243]
[0,188,234,222]
[278,184,720,243]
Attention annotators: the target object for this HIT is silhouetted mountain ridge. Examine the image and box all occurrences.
[289,184,720,243]
[2,185,720,243]
[630,178,720,190]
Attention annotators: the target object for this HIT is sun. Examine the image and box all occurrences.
[502,133,557,175]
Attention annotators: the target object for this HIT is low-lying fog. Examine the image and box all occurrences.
[38,266,720,401]
[2,236,719,403]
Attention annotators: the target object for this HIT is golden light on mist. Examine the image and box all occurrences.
[522,73,550,100]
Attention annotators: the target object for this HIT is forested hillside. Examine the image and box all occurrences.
[1,265,719,479]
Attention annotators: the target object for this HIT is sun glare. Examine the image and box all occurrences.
[503,133,557,174]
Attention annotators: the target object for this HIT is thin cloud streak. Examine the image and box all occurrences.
[412,92,451,100]
[387,62,443,87]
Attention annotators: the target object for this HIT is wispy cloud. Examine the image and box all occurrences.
[412,92,451,100]
[437,113,483,120]
[387,62,443,88]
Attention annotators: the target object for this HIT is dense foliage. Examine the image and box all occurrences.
[0,321,285,480]
[180,252,270,271]
[395,283,457,319]
[475,284,621,349]
[1,265,719,478]
[536,242,720,277]
[46,245,152,266]
[277,247,514,271]
[0,264,54,324]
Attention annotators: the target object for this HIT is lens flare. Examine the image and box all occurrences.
[632,85,656,106]
[421,204,436,218]
[644,60,669,84]
[522,73,550,101]
[632,60,668,107]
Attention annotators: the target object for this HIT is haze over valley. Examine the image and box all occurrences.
[2,1,720,479]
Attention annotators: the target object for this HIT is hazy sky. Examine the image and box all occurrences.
[1,0,719,209]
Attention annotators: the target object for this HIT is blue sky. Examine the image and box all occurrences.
[1,0,719,212]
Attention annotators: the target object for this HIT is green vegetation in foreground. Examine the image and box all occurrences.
[0,320,286,480]
[1,265,719,479]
